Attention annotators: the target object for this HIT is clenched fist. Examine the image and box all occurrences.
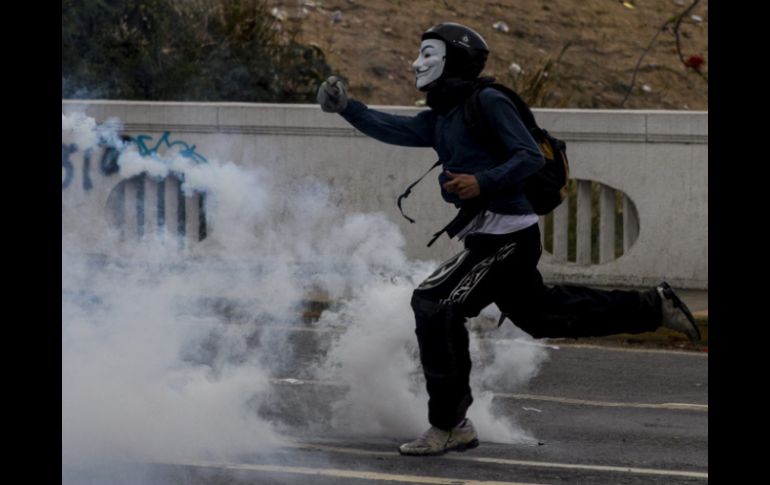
[317,76,349,113]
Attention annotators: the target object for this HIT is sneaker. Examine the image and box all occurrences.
[399,418,479,456]
[657,282,701,343]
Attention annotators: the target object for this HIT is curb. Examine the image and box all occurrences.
[545,313,708,352]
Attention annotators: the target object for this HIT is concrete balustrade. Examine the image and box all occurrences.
[62,100,707,289]
[599,185,616,264]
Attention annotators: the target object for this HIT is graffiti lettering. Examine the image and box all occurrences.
[62,130,210,245]
[133,132,208,164]
[62,144,76,190]
[100,146,121,176]
[61,132,207,192]
[83,149,94,191]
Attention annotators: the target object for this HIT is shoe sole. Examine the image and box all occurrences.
[398,438,480,457]
[660,282,702,343]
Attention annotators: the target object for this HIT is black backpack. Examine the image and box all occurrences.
[463,82,570,216]
[396,82,570,246]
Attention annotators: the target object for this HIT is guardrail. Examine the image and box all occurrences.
[62,101,707,289]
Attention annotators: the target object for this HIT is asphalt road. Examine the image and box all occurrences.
[63,333,708,485]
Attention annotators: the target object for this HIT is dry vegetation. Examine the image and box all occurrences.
[268,0,708,109]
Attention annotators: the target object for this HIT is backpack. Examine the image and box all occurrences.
[396,82,570,246]
[463,82,570,216]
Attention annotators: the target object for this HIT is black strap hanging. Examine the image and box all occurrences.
[426,197,487,247]
[396,160,442,224]
[396,159,489,247]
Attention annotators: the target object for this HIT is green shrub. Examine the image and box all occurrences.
[62,0,335,102]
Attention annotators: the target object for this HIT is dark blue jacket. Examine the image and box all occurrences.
[339,87,545,214]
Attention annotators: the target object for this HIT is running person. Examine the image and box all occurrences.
[317,22,701,456]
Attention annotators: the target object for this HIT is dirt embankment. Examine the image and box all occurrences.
[269,0,708,110]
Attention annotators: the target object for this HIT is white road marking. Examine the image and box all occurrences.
[286,443,709,480]
[495,393,708,412]
[258,324,344,334]
[272,377,340,387]
[173,461,547,485]
[269,379,707,412]
[542,342,708,356]
[257,321,707,355]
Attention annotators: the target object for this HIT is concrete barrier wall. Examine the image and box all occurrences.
[62,100,707,289]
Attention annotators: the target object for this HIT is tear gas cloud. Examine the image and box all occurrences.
[62,112,548,469]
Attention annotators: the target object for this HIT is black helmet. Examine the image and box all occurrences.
[421,23,490,81]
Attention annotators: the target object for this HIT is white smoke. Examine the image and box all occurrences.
[62,112,548,470]
[62,112,124,150]
[314,272,432,437]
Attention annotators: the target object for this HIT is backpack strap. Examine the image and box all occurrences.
[426,197,488,247]
[398,83,539,246]
[463,83,541,155]
[396,159,442,223]
[483,83,538,129]
[396,158,490,247]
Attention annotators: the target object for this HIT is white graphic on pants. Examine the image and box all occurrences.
[447,242,518,304]
[417,249,470,290]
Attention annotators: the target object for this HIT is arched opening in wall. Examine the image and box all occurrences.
[542,179,639,264]
[106,173,207,247]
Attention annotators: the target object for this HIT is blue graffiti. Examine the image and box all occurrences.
[132,132,209,165]
[63,142,122,191]
[62,132,208,192]
[62,144,76,190]
[82,149,94,191]
[100,145,122,176]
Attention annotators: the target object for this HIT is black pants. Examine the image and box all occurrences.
[411,223,661,430]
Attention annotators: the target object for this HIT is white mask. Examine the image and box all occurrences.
[412,39,446,90]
